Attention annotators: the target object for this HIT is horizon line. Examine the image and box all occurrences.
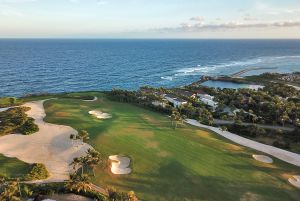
[1,38,300,40]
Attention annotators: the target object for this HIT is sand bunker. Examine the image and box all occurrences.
[83,96,98,102]
[89,110,112,119]
[0,100,92,182]
[289,175,300,189]
[252,155,273,163]
[109,155,131,175]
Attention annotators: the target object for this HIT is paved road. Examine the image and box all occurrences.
[186,119,300,167]
[214,119,295,132]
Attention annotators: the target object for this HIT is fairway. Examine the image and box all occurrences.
[42,92,300,201]
[0,154,31,179]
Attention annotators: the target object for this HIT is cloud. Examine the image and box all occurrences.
[243,14,258,21]
[190,16,204,22]
[156,20,300,32]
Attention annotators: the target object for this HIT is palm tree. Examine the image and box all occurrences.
[65,173,92,193]
[71,157,84,175]
[85,149,102,176]
[171,110,182,129]
[76,130,90,143]
[0,181,21,201]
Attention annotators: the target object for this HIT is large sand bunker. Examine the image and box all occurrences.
[109,155,131,175]
[252,155,273,163]
[89,110,112,119]
[0,100,92,182]
[289,175,300,189]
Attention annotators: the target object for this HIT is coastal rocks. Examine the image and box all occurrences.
[109,155,132,175]
[252,155,273,164]
[89,110,112,119]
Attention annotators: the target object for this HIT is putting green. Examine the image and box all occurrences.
[33,92,300,200]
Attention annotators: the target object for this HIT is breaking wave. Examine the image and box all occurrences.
[161,55,300,81]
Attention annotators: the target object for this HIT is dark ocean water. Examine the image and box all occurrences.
[0,39,300,97]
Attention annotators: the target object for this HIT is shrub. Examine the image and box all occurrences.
[24,164,49,181]
[16,118,39,135]
[0,107,38,136]
[273,140,290,149]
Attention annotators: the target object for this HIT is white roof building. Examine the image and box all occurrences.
[163,94,188,108]
[197,93,218,110]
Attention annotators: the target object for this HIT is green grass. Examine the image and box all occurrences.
[0,154,32,178]
[41,92,300,200]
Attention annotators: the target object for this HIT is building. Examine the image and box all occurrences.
[199,98,218,110]
[196,91,218,111]
[163,94,188,108]
[152,101,167,108]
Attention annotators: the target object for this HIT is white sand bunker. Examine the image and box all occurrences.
[0,100,92,182]
[89,110,112,119]
[109,155,132,175]
[289,175,300,189]
[252,155,273,163]
[83,96,98,102]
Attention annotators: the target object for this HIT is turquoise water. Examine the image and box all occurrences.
[201,80,264,90]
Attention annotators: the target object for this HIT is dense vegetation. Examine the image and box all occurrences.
[0,107,39,136]
[212,83,300,127]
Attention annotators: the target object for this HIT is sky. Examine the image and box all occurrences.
[0,0,300,38]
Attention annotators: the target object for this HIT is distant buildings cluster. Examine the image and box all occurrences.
[157,89,218,111]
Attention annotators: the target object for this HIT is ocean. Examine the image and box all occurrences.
[0,39,300,97]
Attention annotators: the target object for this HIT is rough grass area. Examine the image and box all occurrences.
[41,92,300,201]
[0,97,21,107]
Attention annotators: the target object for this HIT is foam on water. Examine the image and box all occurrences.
[163,55,300,81]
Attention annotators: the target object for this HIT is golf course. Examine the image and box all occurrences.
[0,92,299,200]
[42,92,300,201]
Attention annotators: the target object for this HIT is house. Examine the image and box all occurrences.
[152,101,166,108]
[196,91,218,111]
[163,94,188,108]
[199,98,218,110]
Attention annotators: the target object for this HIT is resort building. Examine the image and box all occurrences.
[197,91,218,111]
[152,101,167,108]
[163,94,188,108]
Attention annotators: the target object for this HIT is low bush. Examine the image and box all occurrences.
[24,163,49,181]
[17,117,39,135]
[273,140,290,149]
